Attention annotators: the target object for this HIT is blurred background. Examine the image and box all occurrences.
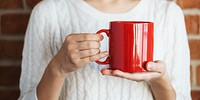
[0,0,199,100]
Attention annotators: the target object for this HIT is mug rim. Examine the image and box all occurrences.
[110,21,153,24]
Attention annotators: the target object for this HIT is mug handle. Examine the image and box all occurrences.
[95,29,110,64]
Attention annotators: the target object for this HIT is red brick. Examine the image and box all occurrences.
[197,65,200,86]
[185,15,200,35]
[1,13,30,35]
[177,0,200,9]
[0,0,23,9]
[191,90,200,100]
[189,40,200,59]
[0,65,21,86]
[0,40,24,60]
[26,0,41,9]
[0,87,19,100]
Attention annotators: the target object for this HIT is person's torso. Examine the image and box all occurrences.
[48,0,175,99]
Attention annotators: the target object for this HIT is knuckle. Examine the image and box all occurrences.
[94,55,100,60]
[83,35,89,40]
[99,53,105,58]
[89,57,94,62]
[89,49,94,54]
[93,42,99,48]
[71,59,79,65]
[156,60,166,65]
[68,53,76,59]
[90,49,98,55]
[66,34,73,41]
[97,42,100,48]
[87,42,93,47]
[90,55,99,61]
[156,61,166,71]
[95,49,100,54]
[67,44,75,50]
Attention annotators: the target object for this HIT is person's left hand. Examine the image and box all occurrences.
[101,60,167,83]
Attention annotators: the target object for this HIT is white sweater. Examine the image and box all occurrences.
[19,0,191,100]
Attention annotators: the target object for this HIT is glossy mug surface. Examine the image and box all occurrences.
[96,21,154,72]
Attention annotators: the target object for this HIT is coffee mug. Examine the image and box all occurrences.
[96,21,154,72]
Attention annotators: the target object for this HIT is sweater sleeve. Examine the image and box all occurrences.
[19,1,56,100]
[166,3,191,100]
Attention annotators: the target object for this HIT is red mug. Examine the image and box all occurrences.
[96,21,154,72]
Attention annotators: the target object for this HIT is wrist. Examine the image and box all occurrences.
[148,73,174,91]
[148,73,176,100]
[47,56,68,77]
[37,56,67,100]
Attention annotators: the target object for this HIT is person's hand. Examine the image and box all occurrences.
[53,33,109,73]
[101,60,168,83]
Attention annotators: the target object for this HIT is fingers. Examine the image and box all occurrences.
[101,68,161,81]
[79,51,109,65]
[78,49,100,58]
[146,60,166,74]
[101,61,167,82]
[66,34,102,50]
[101,68,113,75]
[68,49,100,59]
[130,72,160,81]
[112,70,143,80]
[76,41,100,50]
[61,33,106,72]
[68,34,103,42]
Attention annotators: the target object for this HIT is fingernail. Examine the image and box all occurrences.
[147,63,153,70]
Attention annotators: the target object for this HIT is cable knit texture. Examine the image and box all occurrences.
[19,0,191,100]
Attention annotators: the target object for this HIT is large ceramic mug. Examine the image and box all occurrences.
[96,21,154,72]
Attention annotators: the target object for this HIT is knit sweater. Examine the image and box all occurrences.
[19,0,191,100]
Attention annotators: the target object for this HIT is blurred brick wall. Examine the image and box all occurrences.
[0,0,40,99]
[0,0,199,100]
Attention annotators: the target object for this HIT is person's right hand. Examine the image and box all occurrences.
[52,33,108,74]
